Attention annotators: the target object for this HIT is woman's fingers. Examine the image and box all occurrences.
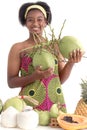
[69,49,84,63]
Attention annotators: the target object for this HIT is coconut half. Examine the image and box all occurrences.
[17,109,39,130]
[1,106,19,128]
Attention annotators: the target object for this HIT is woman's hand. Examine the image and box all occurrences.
[68,49,84,63]
[33,66,54,80]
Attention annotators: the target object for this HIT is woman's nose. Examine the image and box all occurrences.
[33,19,38,25]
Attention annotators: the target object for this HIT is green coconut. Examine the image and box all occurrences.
[3,96,26,112]
[50,103,59,118]
[32,49,55,70]
[0,99,3,114]
[58,36,84,59]
[35,109,50,126]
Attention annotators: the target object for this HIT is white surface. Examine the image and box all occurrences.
[0,125,62,130]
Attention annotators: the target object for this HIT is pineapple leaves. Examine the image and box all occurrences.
[80,79,87,104]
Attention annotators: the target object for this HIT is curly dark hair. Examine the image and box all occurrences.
[19,1,52,26]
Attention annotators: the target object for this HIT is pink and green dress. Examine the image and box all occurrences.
[19,52,67,112]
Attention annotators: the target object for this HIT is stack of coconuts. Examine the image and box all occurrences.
[1,96,87,130]
[0,96,39,129]
[0,96,63,128]
[0,96,61,129]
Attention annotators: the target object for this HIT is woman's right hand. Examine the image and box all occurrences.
[33,66,54,80]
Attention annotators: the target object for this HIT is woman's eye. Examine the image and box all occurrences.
[26,19,33,22]
[38,19,42,22]
[37,18,44,22]
[26,18,44,23]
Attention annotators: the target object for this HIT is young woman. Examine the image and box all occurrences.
[7,1,84,111]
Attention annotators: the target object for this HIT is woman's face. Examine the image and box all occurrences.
[25,9,47,35]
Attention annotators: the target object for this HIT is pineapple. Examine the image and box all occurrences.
[75,79,87,117]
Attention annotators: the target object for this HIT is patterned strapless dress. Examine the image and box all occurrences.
[19,52,67,112]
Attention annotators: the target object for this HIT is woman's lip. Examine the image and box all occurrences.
[32,28,39,31]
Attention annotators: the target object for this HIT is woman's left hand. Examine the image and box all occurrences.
[68,49,85,63]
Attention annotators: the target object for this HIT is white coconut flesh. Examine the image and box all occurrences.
[1,106,19,128]
[17,110,39,130]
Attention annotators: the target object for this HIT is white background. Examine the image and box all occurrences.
[0,0,87,113]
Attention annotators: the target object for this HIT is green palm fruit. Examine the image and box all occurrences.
[58,36,84,59]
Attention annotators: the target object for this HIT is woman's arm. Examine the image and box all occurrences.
[58,49,84,84]
[7,43,54,88]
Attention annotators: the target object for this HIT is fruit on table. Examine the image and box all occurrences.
[3,96,26,111]
[33,48,55,70]
[58,36,84,59]
[35,109,50,126]
[50,103,59,118]
[57,113,87,130]
[17,109,39,129]
[1,106,19,128]
[75,79,87,117]
[0,99,3,113]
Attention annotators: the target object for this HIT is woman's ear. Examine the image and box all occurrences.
[44,20,48,27]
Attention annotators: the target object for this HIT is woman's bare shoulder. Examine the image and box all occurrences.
[10,40,28,53]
